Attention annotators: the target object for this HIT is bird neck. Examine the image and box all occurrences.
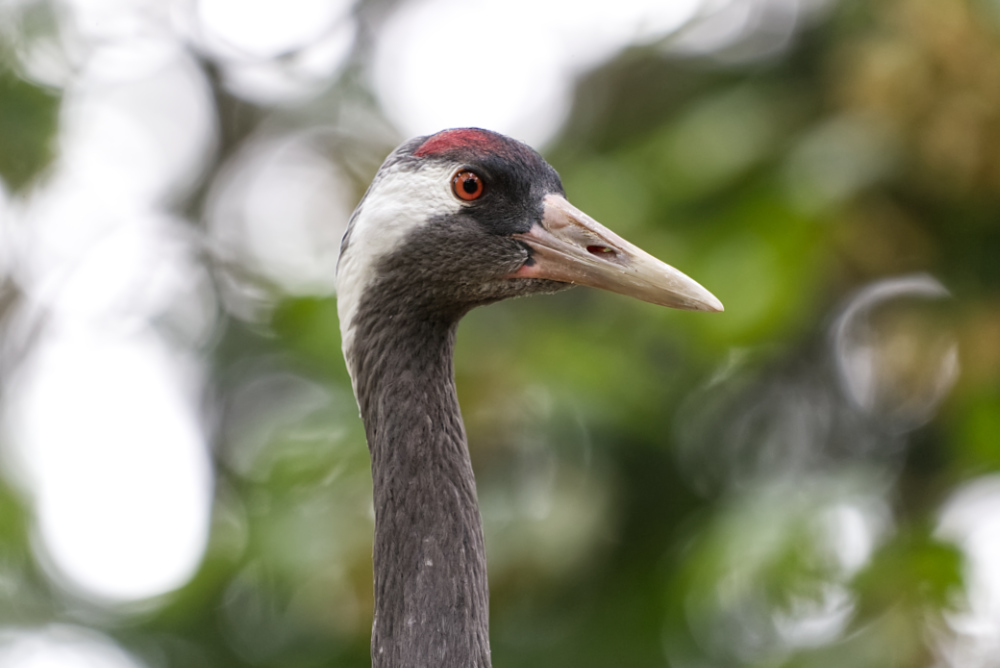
[349,310,491,668]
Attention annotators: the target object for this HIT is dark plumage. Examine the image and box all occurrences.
[336,129,721,668]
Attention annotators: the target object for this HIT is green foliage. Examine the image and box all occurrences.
[0,65,58,192]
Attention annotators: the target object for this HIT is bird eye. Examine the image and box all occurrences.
[452,170,484,201]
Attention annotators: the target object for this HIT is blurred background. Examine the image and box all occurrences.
[0,0,997,666]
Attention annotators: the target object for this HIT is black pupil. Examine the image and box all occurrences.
[462,176,479,194]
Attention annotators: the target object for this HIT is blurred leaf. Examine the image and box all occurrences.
[853,529,964,615]
[270,297,349,382]
[0,66,58,191]
[952,387,1000,473]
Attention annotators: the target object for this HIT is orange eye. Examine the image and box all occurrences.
[452,170,484,201]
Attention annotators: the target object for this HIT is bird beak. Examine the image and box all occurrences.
[511,194,724,312]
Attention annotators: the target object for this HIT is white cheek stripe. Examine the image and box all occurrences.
[336,161,463,389]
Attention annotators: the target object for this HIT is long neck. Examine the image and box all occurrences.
[349,307,491,668]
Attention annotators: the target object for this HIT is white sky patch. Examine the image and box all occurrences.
[542,0,704,65]
[371,0,703,146]
[58,39,216,207]
[3,327,213,603]
[0,9,217,606]
[9,201,209,330]
[372,0,573,147]
[936,475,1000,667]
[59,0,170,44]
[208,131,354,296]
[215,25,354,105]
[187,0,356,103]
[0,625,147,668]
[197,0,351,58]
[371,0,841,145]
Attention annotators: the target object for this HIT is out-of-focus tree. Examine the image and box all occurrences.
[0,0,997,667]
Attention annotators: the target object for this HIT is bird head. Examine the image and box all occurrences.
[336,128,722,357]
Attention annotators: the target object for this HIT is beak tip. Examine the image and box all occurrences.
[690,289,724,313]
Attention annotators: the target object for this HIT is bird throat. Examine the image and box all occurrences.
[348,307,492,668]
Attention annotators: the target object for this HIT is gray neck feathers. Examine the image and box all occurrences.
[347,282,491,668]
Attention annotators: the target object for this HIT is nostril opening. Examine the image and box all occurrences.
[587,245,615,257]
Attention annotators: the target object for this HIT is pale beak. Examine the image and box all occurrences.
[511,194,724,312]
